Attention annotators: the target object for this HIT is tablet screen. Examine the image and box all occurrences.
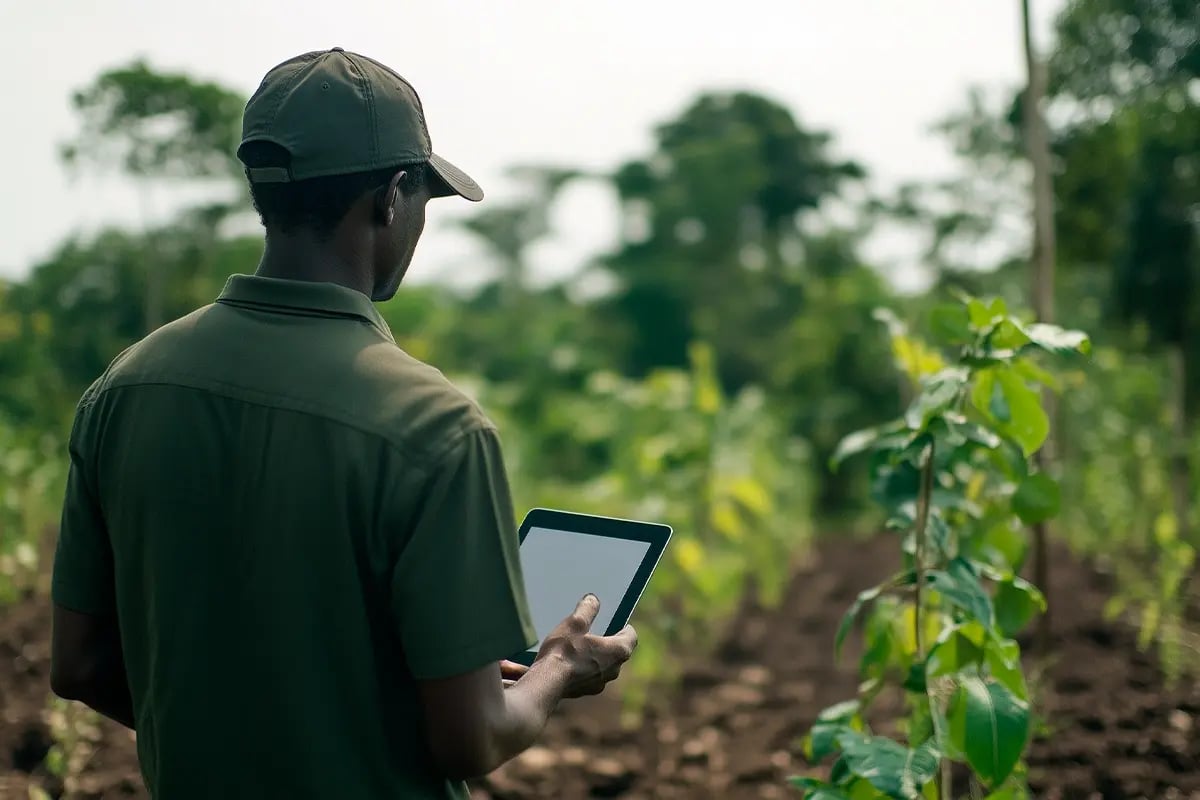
[519,525,652,651]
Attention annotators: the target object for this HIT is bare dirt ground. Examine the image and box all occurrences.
[2,534,1197,799]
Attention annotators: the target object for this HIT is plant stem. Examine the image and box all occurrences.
[914,442,939,799]
[913,442,935,659]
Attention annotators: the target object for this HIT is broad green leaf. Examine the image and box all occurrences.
[973,519,1028,570]
[988,319,1033,350]
[928,304,972,345]
[904,368,969,430]
[988,379,1011,422]
[984,638,1028,701]
[994,369,1049,456]
[831,423,913,470]
[926,626,984,679]
[835,733,940,800]
[926,559,994,627]
[947,677,1029,787]
[967,297,1007,329]
[817,699,862,723]
[860,602,901,680]
[993,577,1046,638]
[804,701,861,762]
[1018,323,1091,356]
[1011,474,1060,524]
[1012,358,1061,391]
[971,370,1010,424]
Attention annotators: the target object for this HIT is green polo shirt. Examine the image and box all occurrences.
[51,274,538,799]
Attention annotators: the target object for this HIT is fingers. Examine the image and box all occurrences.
[605,624,639,659]
[499,660,529,681]
[565,593,601,634]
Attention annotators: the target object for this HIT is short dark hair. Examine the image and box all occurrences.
[240,141,427,238]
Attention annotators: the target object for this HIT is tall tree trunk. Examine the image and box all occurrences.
[1020,0,1058,653]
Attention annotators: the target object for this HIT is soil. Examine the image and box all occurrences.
[2,534,1197,800]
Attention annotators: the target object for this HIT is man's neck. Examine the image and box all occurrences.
[254,234,374,298]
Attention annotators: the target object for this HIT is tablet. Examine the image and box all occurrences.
[508,508,672,667]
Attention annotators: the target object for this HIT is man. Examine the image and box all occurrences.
[49,47,637,798]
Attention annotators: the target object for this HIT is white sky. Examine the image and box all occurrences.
[0,0,1062,292]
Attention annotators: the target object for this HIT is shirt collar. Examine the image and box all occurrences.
[216,274,395,342]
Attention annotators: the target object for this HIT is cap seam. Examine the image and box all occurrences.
[358,53,432,152]
[343,54,379,165]
[257,54,321,139]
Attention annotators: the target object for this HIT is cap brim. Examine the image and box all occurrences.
[428,152,484,202]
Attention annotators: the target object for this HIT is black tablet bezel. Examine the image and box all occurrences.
[508,507,672,666]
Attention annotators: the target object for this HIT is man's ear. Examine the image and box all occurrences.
[375,169,407,226]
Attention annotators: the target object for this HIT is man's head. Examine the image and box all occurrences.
[237,48,483,300]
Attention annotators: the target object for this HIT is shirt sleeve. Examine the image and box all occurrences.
[391,424,537,680]
[51,406,116,616]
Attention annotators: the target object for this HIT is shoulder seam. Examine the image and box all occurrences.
[86,379,489,474]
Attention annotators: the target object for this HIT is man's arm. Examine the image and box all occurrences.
[418,595,636,780]
[49,395,133,729]
[391,425,635,778]
[50,604,135,730]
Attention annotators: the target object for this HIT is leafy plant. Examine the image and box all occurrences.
[788,295,1090,799]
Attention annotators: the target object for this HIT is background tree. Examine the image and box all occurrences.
[1020,0,1060,650]
[60,60,248,333]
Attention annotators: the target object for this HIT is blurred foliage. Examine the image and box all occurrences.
[0,420,64,604]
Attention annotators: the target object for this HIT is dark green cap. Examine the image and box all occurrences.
[237,48,483,202]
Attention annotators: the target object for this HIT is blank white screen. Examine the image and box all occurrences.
[519,526,652,652]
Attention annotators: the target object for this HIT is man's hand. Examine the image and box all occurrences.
[533,594,638,699]
[419,595,638,780]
